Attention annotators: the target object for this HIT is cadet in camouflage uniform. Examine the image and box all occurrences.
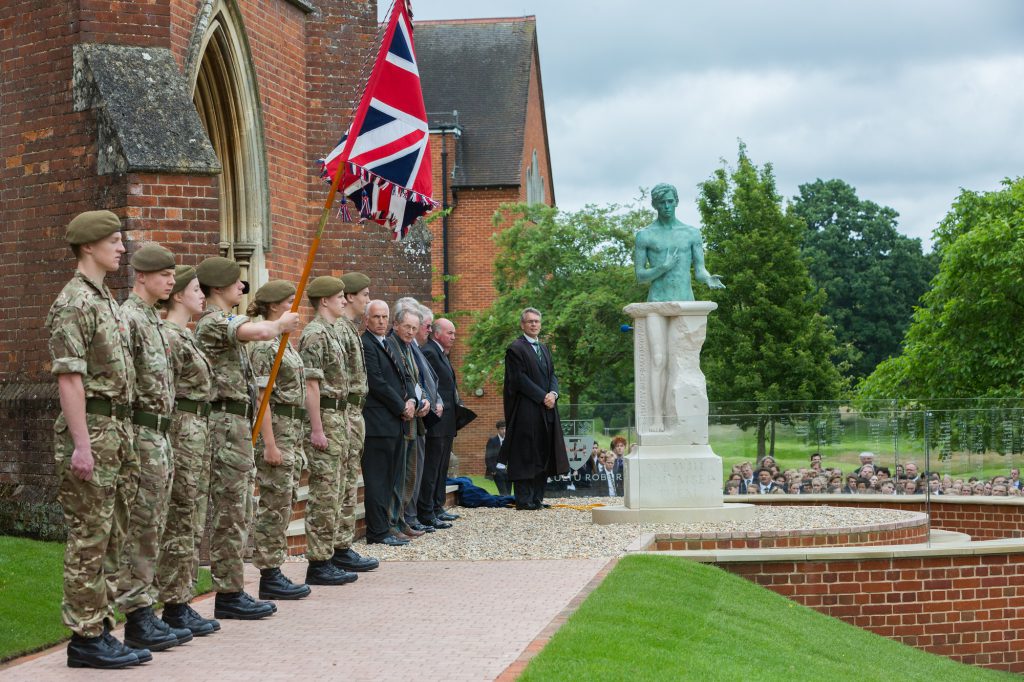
[331,273,379,572]
[153,265,219,636]
[195,258,300,620]
[247,280,311,601]
[115,244,194,653]
[298,276,360,585]
[47,210,147,668]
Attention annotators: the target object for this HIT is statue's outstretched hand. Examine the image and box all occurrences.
[708,274,726,289]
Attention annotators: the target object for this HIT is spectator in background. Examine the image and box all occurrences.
[610,436,627,474]
[738,462,754,494]
[725,479,741,495]
[484,421,506,486]
[902,479,918,495]
[858,452,875,469]
[1010,468,1022,490]
[755,468,781,494]
[809,452,823,473]
[842,475,859,494]
[876,466,891,481]
[904,462,920,481]
[595,451,623,497]
[880,480,896,495]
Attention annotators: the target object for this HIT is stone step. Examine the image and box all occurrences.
[928,528,972,544]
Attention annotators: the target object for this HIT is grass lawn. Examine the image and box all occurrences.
[0,535,212,662]
[521,555,1014,682]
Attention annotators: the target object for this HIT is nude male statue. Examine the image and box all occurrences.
[634,183,724,432]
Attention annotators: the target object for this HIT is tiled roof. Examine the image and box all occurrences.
[415,17,537,187]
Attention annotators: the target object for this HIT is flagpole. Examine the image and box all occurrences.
[251,1,407,445]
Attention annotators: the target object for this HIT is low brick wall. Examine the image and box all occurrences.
[716,551,1024,672]
[654,513,928,551]
[736,495,1024,541]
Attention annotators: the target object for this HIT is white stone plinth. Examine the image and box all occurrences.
[593,300,739,525]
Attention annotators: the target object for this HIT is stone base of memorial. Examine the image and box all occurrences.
[592,301,754,525]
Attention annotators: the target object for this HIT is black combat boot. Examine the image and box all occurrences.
[306,559,358,585]
[214,591,276,620]
[66,633,138,669]
[124,606,191,651]
[331,547,379,572]
[258,567,312,600]
[102,624,151,664]
[163,602,217,636]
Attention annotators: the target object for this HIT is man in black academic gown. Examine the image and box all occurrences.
[499,307,569,510]
[361,300,416,546]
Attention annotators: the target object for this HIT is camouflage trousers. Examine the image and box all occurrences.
[335,406,365,550]
[154,411,212,604]
[302,408,348,561]
[253,412,304,569]
[115,424,173,613]
[207,411,255,593]
[55,413,138,638]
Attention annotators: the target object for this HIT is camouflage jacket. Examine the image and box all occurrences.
[334,316,367,398]
[251,337,305,407]
[164,320,214,402]
[194,304,253,404]
[46,271,135,404]
[121,293,174,416]
[298,314,348,401]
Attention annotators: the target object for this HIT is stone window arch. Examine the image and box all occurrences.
[186,0,271,298]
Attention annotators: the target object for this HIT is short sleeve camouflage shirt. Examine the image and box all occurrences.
[298,315,348,401]
[121,293,174,415]
[334,316,367,398]
[194,304,253,403]
[164,320,214,402]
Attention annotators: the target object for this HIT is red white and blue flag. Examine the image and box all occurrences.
[319,0,437,240]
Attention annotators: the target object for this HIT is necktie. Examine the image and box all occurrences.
[531,340,547,372]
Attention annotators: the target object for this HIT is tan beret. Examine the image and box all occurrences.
[196,257,241,288]
[254,279,296,304]
[129,243,175,273]
[307,275,345,301]
[66,210,121,245]
[341,272,371,294]
[170,265,197,295]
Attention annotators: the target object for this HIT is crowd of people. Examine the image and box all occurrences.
[724,451,1024,497]
[47,211,471,669]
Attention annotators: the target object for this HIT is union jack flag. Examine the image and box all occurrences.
[320,0,437,240]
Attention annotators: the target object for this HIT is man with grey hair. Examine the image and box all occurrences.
[420,317,461,526]
[361,300,415,546]
[386,306,431,539]
[499,307,569,509]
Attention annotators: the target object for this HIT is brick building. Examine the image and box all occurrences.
[0,0,433,534]
[415,16,556,473]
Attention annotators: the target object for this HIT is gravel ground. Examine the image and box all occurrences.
[343,498,921,562]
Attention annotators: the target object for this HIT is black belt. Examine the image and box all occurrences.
[84,397,132,421]
[271,403,307,420]
[321,396,346,412]
[132,409,173,434]
[175,398,213,417]
[211,399,251,419]
[346,393,366,408]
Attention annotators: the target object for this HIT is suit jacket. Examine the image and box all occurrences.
[499,335,569,479]
[594,468,624,497]
[361,330,414,438]
[421,338,458,438]
[484,435,503,476]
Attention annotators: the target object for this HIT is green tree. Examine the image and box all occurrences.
[461,202,650,418]
[698,144,843,458]
[859,177,1024,403]
[791,179,937,380]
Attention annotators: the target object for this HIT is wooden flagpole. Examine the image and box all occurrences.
[252,1,405,445]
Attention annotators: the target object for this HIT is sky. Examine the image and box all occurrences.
[387,0,1024,247]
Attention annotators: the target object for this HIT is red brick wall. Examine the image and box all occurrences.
[518,41,554,205]
[722,553,1024,672]
[654,518,928,551]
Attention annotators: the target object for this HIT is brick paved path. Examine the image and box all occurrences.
[2,558,610,682]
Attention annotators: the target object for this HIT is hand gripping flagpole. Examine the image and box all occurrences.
[252,1,406,445]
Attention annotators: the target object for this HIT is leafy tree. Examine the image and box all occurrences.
[858,178,1024,404]
[791,179,937,380]
[698,144,843,458]
[461,201,650,418]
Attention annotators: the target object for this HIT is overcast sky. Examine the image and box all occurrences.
[389,0,1024,247]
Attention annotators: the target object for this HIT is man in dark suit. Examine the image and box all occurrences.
[361,300,416,546]
[499,307,570,510]
[484,421,510,496]
[419,318,460,526]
